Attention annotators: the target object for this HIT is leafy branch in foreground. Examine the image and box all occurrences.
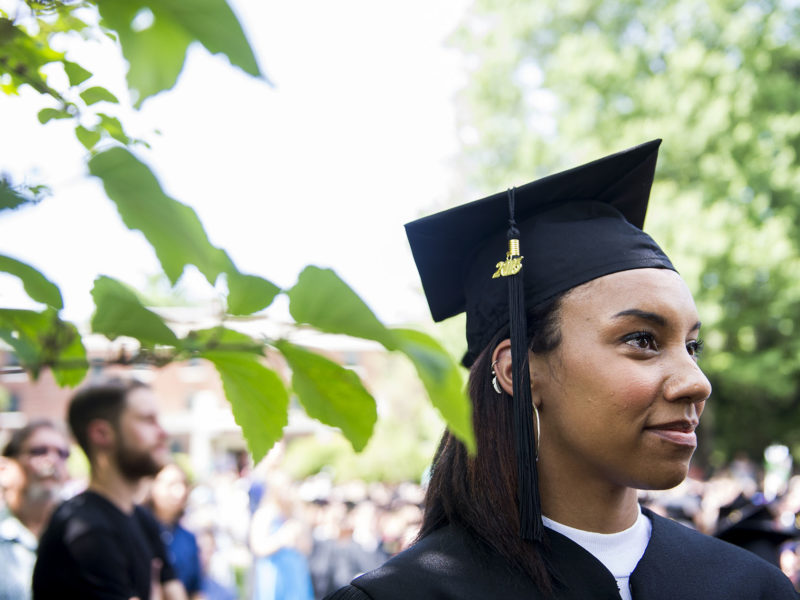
[0,0,475,462]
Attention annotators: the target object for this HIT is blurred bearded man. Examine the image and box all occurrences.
[33,379,187,600]
[0,420,70,600]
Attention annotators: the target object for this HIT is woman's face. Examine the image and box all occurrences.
[151,463,189,519]
[531,268,712,492]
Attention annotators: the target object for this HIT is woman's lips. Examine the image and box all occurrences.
[645,421,698,447]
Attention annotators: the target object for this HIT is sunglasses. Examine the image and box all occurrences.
[25,445,70,460]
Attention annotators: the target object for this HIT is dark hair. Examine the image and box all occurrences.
[418,292,565,594]
[2,419,65,458]
[68,378,149,460]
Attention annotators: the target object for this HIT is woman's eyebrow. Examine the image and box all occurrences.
[613,308,667,326]
[612,309,702,332]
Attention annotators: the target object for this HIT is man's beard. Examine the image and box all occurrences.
[23,463,64,505]
[115,441,163,481]
[24,480,62,505]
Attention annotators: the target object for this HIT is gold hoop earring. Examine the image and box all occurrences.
[491,360,502,395]
[533,402,540,461]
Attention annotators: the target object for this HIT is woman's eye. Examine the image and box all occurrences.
[687,339,705,358]
[624,331,657,351]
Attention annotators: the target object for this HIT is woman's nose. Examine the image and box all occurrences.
[665,354,712,404]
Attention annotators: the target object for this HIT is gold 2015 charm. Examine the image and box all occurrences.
[492,239,523,278]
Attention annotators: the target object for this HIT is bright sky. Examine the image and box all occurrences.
[0,0,469,327]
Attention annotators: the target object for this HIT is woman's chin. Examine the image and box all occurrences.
[635,462,691,491]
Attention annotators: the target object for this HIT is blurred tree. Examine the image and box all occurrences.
[454,0,800,465]
[0,0,474,462]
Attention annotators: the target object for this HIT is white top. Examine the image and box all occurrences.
[542,506,651,600]
[0,506,38,600]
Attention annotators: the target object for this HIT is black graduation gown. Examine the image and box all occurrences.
[323,509,798,599]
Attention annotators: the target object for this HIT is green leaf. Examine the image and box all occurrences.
[97,113,130,144]
[275,340,377,452]
[0,178,48,211]
[88,147,233,285]
[121,14,191,106]
[50,322,89,387]
[391,328,474,453]
[79,86,119,105]
[288,266,397,348]
[63,60,92,86]
[0,310,43,369]
[0,308,87,385]
[0,18,64,96]
[43,10,92,37]
[202,351,288,463]
[97,0,261,106]
[75,124,102,151]
[0,255,63,309]
[90,275,178,346]
[96,1,190,106]
[226,271,281,315]
[0,81,19,96]
[187,326,264,355]
[37,107,71,124]
[151,0,261,77]
[0,180,28,211]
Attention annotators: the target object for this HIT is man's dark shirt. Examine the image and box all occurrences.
[33,490,176,600]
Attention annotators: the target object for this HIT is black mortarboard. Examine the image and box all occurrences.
[405,139,675,542]
[715,495,799,566]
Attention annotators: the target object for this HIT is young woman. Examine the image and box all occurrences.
[146,463,204,599]
[325,141,798,599]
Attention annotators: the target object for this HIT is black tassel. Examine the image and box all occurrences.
[505,188,544,542]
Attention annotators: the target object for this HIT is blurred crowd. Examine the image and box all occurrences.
[4,423,800,599]
[136,442,800,598]
[171,445,426,599]
[641,447,800,588]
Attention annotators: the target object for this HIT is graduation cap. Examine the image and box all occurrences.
[405,139,675,542]
[715,494,798,566]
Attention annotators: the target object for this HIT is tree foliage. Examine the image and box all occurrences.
[455,0,800,464]
[0,0,475,462]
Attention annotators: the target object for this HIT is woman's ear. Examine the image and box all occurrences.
[493,340,542,407]
[490,339,515,396]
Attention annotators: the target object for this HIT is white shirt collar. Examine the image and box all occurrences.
[0,506,38,551]
[543,504,652,600]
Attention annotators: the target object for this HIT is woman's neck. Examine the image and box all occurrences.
[153,506,180,525]
[538,460,640,533]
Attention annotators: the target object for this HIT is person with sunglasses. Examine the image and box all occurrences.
[0,419,70,600]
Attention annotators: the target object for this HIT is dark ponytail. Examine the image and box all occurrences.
[417,293,564,594]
